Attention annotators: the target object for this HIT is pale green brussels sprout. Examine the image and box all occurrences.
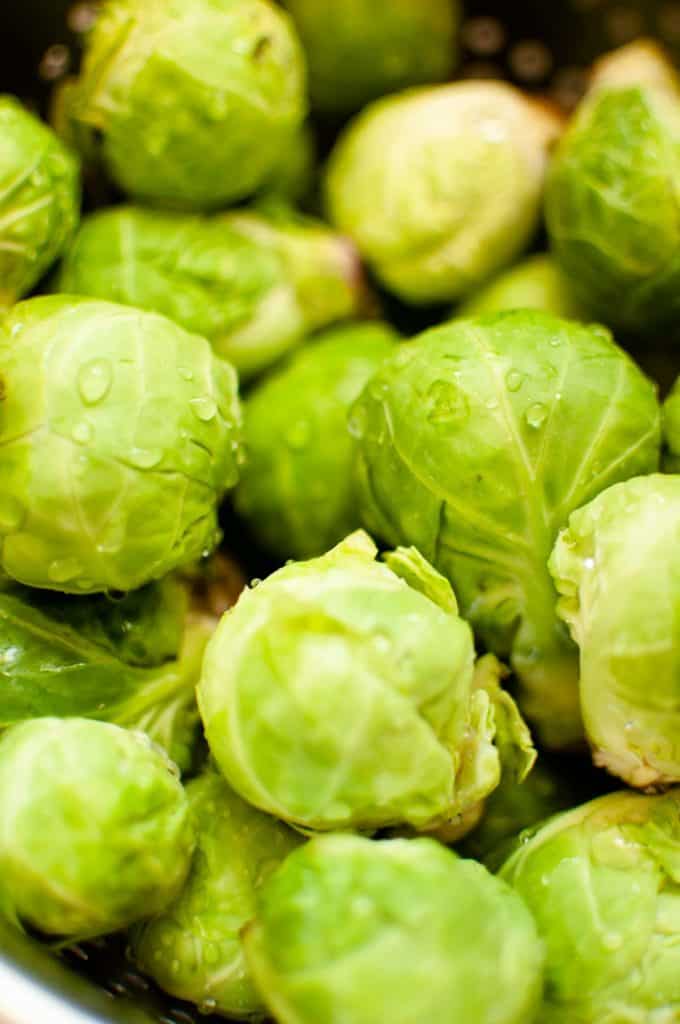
[458,255,582,320]
[546,43,680,333]
[132,771,300,1018]
[62,0,307,209]
[326,82,562,304]
[0,96,79,308]
[0,580,212,773]
[0,718,194,939]
[549,474,680,788]
[198,531,534,834]
[500,788,680,1024]
[351,311,661,749]
[0,296,243,594]
[244,834,544,1024]
[281,0,459,115]
[235,323,398,560]
[57,205,362,379]
[663,377,680,473]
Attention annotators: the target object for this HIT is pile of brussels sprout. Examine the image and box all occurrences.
[2,1,680,1021]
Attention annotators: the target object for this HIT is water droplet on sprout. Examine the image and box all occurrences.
[72,421,92,444]
[78,358,112,405]
[48,557,82,583]
[525,403,547,429]
[426,379,469,425]
[129,447,163,469]
[190,396,217,422]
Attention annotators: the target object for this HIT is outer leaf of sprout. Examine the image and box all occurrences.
[0,586,211,774]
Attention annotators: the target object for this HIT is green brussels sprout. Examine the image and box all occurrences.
[131,771,300,1018]
[500,788,680,1024]
[56,205,362,379]
[549,474,680,788]
[458,255,582,320]
[0,296,243,593]
[258,123,316,204]
[281,0,459,115]
[244,834,544,1024]
[663,377,680,473]
[0,96,79,308]
[0,717,194,938]
[198,531,534,834]
[351,311,661,749]
[460,756,581,871]
[325,82,561,304]
[546,44,680,333]
[0,583,212,773]
[62,0,306,210]
[235,323,398,560]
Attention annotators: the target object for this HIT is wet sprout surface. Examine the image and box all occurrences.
[1,7,680,1024]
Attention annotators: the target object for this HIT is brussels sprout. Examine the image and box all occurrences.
[281,0,459,115]
[546,44,680,333]
[0,718,194,938]
[198,531,534,834]
[460,757,581,871]
[549,474,680,788]
[326,82,561,304]
[57,205,363,379]
[0,96,79,308]
[132,771,300,1018]
[589,39,680,97]
[235,323,398,560]
[500,788,680,1024]
[351,311,661,749]
[258,123,316,204]
[458,255,582,320]
[663,377,680,473]
[244,834,544,1024]
[0,296,242,593]
[62,0,306,210]
[0,584,213,773]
